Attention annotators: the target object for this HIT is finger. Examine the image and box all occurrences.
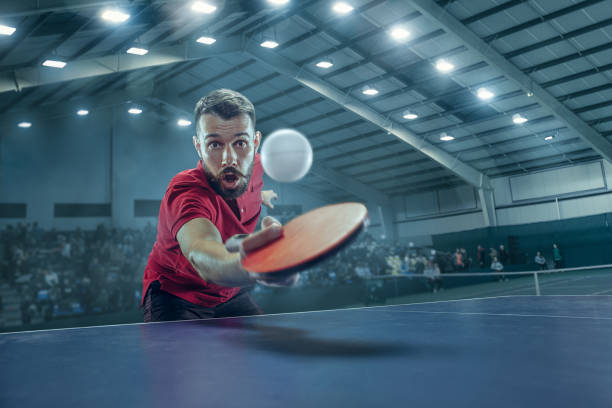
[225,234,248,253]
[262,216,281,228]
[241,224,282,253]
[272,192,278,200]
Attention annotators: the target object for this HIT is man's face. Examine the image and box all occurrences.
[193,113,261,200]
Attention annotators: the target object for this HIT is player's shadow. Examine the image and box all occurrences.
[200,319,415,358]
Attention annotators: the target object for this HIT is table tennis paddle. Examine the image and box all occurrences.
[242,202,368,276]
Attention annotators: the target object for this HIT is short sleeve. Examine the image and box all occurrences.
[165,184,216,239]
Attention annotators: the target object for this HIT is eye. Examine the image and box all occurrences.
[208,142,222,150]
[235,140,248,149]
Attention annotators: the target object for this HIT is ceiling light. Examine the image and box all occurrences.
[332,2,354,14]
[128,107,142,115]
[196,36,216,45]
[440,132,454,141]
[177,119,192,127]
[435,59,454,73]
[267,0,290,5]
[477,87,494,100]
[42,59,67,68]
[362,86,378,96]
[126,47,148,55]
[316,60,334,69]
[512,113,528,124]
[77,109,89,116]
[0,24,16,36]
[526,91,534,97]
[18,122,32,128]
[544,135,554,141]
[191,2,217,13]
[403,111,418,120]
[101,9,130,23]
[260,40,279,48]
[390,27,410,41]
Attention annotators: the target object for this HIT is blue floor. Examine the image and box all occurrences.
[1,295,611,407]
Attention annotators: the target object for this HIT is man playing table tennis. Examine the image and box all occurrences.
[142,89,297,322]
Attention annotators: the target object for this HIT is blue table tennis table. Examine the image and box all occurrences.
[2,295,611,407]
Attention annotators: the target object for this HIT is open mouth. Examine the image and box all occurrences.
[221,173,240,188]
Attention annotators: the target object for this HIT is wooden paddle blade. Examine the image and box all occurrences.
[242,202,368,274]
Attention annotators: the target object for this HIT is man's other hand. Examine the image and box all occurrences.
[261,190,278,209]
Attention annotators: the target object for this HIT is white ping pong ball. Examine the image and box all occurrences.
[260,128,313,182]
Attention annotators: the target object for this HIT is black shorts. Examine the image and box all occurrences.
[142,281,262,322]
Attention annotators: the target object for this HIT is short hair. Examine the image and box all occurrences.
[194,89,256,132]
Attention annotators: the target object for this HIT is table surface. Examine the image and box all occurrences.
[2,295,612,408]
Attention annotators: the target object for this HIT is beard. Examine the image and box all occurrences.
[202,159,254,200]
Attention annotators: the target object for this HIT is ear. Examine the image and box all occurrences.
[193,135,203,159]
[254,130,262,152]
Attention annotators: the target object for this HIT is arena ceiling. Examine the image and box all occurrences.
[1,0,612,205]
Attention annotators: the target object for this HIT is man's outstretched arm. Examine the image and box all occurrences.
[177,217,282,287]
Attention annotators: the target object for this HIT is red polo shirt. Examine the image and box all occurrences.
[142,154,263,307]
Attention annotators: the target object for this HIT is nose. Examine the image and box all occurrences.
[221,144,237,168]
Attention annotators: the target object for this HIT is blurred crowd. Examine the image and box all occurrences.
[294,233,391,288]
[288,237,564,294]
[1,221,564,325]
[0,222,155,325]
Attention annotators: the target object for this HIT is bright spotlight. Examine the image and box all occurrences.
[333,2,354,14]
[191,2,217,14]
[390,27,410,41]
[126,47,149,55]
[362,86,378,96]
[0,25,16,36]
[403,111,418,120]
[101,9,130,23]
[260,40,279,48]
[435,59,454,73]
[316,60,334,69]
[512,114,528,124]
[196,36,216,45]
[477,87,494,100]
[42,59,67,68]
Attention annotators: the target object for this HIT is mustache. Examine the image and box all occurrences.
[220,168,245,178]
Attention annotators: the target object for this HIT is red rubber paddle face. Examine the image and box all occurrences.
[242,202,368,274]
